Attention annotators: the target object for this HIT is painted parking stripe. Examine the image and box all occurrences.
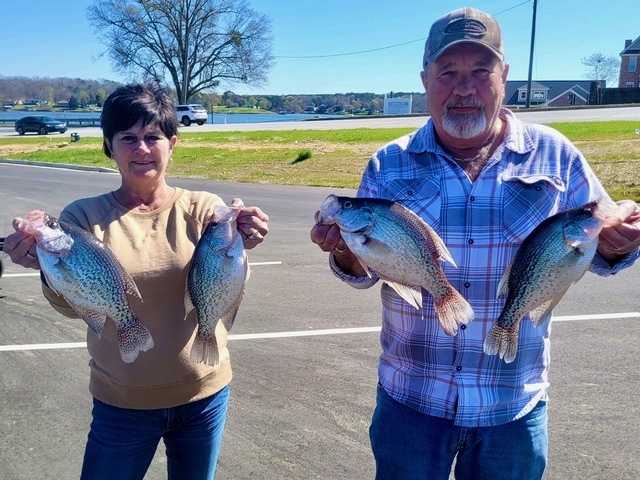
[0,261,282,279]
[0,312,638,353]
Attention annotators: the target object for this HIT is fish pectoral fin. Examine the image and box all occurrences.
[384,281,422,309]
[42,271,61,296]
[563,227,592,248]
[354,256,374,278]
[529,290,567,326]
[71,305,106,338]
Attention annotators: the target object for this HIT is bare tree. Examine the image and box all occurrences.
[87,0,274,103]
[581,53,620,105]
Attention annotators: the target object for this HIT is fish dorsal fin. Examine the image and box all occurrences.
[428,228,456,267]
[184,260,195,319]
[382,279,422,309]
[115,264,142,301]
[70,304,107,338]
[497,257,514,298]
[392,203,455,266]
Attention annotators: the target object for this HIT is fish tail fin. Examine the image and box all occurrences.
[483,322,520,363]
[190,332,220,366]
[116,318,154,364]
[434,288,475,336]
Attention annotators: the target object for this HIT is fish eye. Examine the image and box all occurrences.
[343,201,352,208]
[47,220,59,229]
[210,222,219,227]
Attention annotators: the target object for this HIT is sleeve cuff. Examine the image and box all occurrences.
[590,248,640,276]
[329,253,379,289]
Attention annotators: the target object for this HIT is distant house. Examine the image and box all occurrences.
[56,100,70,109]
[504,80,593,107]
[619,38,640,87]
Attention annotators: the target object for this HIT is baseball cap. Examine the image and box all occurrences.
[422,7,504,67]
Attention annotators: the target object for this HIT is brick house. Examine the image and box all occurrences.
[619,38,640,87]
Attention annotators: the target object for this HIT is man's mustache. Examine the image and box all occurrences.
[445,98,484,109]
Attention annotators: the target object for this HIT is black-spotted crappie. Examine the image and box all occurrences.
[185,204,249,365]
[318,195,474,336]
[484,197,623,363]
[17,209,154,363]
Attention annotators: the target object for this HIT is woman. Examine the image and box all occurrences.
[4,82,269,479]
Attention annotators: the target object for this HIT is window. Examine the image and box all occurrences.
[519,90,527,100]
[629,57,637,72]
[626,82,635,88]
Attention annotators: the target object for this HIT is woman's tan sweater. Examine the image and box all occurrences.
[41,187,233,409]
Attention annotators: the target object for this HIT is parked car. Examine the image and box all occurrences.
[15,116,67,135]
[176,104,207,126]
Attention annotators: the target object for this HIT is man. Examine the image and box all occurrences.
[310,7,640,480]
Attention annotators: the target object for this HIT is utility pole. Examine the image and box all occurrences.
[525,0,538,108]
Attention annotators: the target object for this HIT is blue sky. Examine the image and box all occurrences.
[1,0,637,95]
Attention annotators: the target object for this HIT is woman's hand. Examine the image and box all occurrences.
[231,198,269,249]
[4,218,41,269]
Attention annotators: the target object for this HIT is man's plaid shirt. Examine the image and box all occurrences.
[330,109,639,427]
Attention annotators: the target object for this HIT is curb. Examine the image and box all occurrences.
[0,158,117,173]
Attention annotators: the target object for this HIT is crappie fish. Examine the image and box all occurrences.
[318,195,474,336]
[185,204,249,365]
[17,209,154,363]
[484,197,623,363]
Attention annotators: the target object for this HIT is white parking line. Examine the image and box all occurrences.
[0,261,282,279]
[0,312,638,352]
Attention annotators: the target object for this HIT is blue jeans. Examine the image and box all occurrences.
[369,385,548,480]
[80,385,231,480]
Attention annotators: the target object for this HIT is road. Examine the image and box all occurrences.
[1,105,640,138]
[1,107,639,479]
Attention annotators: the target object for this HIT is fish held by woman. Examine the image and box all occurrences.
[484,197,623,363]
[17,209,154,363]
[317,194,474,336]
[185,204,250,365]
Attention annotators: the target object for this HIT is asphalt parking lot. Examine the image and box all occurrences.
[1,110,639,479]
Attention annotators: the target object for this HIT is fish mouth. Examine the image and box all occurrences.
[317,194,341,224]
[586,197,623,227]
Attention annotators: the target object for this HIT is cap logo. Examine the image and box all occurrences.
[444,18,487,38]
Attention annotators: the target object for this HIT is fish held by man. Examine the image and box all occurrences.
[17,209,154,363]
[185,204,250,365]
[317,194,474,335]
[484,197,623,363]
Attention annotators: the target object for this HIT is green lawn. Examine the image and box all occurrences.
[1,121,638,201]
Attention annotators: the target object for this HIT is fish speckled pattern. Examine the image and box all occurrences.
[185,205,249,365]
[318,195,474,335]
[484,197,622,363]
[18,209,154,363]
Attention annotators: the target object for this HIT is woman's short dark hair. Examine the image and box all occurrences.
[100,81,179,158]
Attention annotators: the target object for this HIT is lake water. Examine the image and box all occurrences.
[0,111,344,125]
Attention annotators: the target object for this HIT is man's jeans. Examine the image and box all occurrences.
[80,384,230,480]
[369,385,548,480]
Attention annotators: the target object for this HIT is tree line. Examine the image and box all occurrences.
[0,76,428,114]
